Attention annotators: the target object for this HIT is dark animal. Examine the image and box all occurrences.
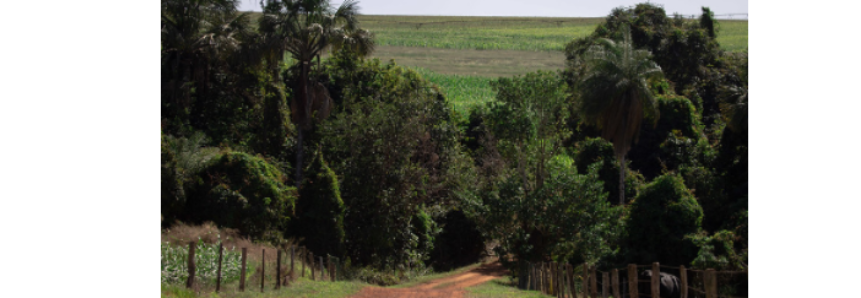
[637,270,681,298]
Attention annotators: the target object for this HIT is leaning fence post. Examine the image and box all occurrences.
[706,269,717,298]
[680,265,688,298]
[628,264,637,298]
[611,269,620,298]
[602,271,609,298]
[186,241,196,289]
[276,249,282,289]
[239,248,247,291]
[652,263,660,298]
[216,242,223,292]
[328,255,334,281]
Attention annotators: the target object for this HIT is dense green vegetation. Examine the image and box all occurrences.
[162,1,747,296]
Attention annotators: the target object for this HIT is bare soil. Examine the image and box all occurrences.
[348,261,509,298]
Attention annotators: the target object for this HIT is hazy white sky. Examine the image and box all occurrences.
[238,0,747,18]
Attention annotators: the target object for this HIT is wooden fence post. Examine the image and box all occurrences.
[301,247,305,278]
[328,255,334,281]
[651,263,660,298]
[527,262,532,290]
[309,251,315,281]
[679,265,687,298]
[276,249,282,289]
[568,264,576,298]
[582,263,589,298]
[319,256,325,281]
[186,242,196,289]
[216,243,223,292]
[602,271,609,298]
[611,269,619,298]
[556,262,562,298]
[628,264,637,298]
[590,266,598,298]
[240,248,247,291]
[291,245,295,280]
[261,249,265,292]
[706,269,717,298]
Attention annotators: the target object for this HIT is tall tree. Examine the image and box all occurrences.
[576,24,663,205]
[258,0,374,186]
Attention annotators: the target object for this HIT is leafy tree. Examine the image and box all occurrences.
[623,173,703,266]
[317,57,472,268]
[258,0,374,185]
[576,24,663,205]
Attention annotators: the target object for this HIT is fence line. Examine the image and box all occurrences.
[523,261,747,298]
[180,241,348,294]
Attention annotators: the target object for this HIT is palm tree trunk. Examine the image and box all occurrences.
[295,61,310,187]
[296,128,304,187]
[619,154,626,205]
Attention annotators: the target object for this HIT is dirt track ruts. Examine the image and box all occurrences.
[348,261,508,298]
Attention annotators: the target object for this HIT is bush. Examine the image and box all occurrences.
[184,151,297,241]
[623,173,703,266]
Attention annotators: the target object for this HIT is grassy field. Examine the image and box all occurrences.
[360,15,747,53]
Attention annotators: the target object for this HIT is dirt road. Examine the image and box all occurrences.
[348,261,509,298]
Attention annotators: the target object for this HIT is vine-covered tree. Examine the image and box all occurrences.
[258,0,374,185]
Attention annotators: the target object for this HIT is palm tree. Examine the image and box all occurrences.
[576,24,663,205]
[258,0,374,186]
[161,0,253,124]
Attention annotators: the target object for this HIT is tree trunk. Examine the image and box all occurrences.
[295,61,311,187]
[619,154,625,205]
[296,128,304,187]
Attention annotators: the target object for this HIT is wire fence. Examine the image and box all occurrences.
[522,261,747,298]
[174,241,350,294]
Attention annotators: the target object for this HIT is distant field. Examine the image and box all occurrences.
[245,13,746,114]
[360,15,602,52]
[411,67,496,115]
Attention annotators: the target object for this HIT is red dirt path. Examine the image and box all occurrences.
[348,261,509,298]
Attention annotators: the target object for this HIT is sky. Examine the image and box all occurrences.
[238,0,747,18]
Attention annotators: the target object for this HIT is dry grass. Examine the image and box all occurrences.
[161,221,300,263]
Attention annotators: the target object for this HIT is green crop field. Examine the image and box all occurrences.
[359,15,747,53]
[411,67,496,115]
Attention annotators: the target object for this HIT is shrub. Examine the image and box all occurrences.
[184,151,297,241]
[624,173,703,266]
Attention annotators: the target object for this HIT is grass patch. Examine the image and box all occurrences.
[465,278,551,298]
[161,278,368,298]
[388,262,484,288]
